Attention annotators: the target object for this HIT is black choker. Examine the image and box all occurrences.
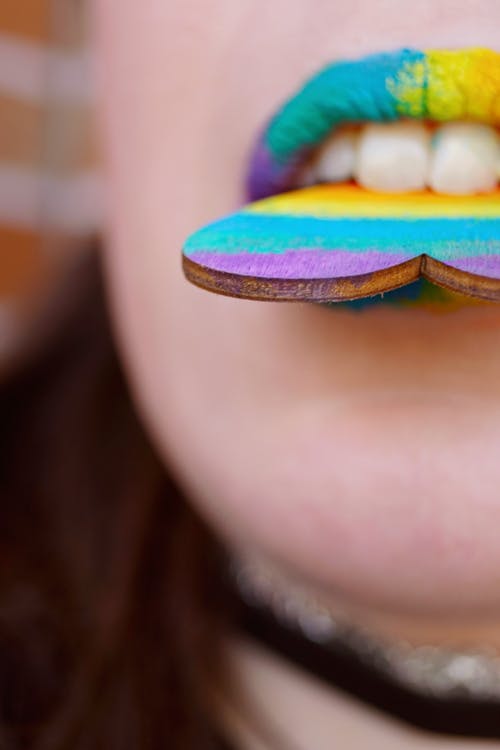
[228,558,500,739]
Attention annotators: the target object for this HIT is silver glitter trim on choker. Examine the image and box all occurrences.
[232,558,500,702]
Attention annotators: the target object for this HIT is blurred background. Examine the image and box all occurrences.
[0,0,98,353]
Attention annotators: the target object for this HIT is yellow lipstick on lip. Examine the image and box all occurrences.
[389,48,500,123]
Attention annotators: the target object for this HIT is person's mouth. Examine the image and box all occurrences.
[182,47,500,308]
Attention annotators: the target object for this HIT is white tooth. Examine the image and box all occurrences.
[313,128,358,183]
[355,121,430,193]
[428,122,499,195]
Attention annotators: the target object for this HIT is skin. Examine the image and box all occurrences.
[93,0,500,744]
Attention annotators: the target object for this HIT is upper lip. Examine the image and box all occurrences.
[247,47,500,201]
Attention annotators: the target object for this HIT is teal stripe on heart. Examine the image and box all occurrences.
[183,214,500,259]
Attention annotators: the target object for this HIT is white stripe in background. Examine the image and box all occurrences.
[0,34,93,104]
[0,166,102,233]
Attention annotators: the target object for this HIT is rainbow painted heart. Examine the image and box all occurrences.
[183,185,500,302]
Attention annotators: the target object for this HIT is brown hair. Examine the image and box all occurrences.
[0,248,231,749]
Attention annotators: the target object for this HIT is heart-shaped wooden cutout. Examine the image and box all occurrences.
[182,185,500,303]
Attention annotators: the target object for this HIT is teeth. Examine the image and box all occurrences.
[313,121,500,195]
[313,128,358,183]
[428,123,499,195]
[354,121,430,193]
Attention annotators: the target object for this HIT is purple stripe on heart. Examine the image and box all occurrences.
[444,255,500,278]
[188,249,413,279]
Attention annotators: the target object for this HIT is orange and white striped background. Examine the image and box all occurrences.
[0,0,98,318]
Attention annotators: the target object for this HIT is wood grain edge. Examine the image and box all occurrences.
[422,256,500,302]
[182,255,422,302]
[184,255,500,303]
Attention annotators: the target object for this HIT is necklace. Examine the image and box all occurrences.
[228,555,500,739]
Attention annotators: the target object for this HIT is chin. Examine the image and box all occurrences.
[194,388,500,623]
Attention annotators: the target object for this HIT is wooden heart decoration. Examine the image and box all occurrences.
[183,184,500,302]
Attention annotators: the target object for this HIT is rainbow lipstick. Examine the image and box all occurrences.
[182,48,500,305]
